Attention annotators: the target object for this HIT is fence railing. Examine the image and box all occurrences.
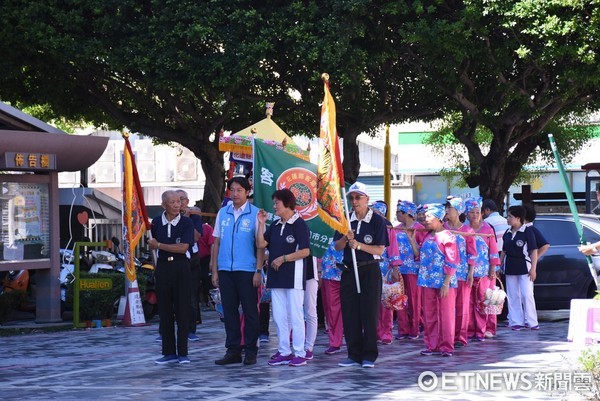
[84,219,148,257]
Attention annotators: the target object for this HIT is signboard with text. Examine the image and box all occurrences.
[1,152,56,170]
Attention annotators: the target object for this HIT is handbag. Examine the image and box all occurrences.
[259,269,271,303]
[381,268,408,310]
[476,278,506,315]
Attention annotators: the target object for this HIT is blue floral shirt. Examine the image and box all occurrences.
[472,236,491,277]
[379,247,391,275]
[469,222,501,276]
[321,243,343,282]
[454,234,470,281]
[444,223,477,281]
[396,230,418,275]
[417,231,459,289]
[378,221,400,276]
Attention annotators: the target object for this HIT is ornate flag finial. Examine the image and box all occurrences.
[122,130,130,139]
[321,73,329,83]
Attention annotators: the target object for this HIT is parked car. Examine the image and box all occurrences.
[531,214,600,309]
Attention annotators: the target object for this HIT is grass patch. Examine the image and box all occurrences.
[578,346,600,399]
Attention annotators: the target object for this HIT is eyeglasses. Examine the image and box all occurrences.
[349,195,363,201]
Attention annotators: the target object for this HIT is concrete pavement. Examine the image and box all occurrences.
[0,309,598,400]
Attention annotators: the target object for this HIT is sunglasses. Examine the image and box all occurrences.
[349,195,364,201]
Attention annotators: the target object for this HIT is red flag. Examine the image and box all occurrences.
[122,134,149,283]
[317,75,348,233]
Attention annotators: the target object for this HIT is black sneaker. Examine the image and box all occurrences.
[243,353,257,365]
[215,352,242,365]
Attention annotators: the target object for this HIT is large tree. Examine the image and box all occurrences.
[391,0,600,206]
[0,0,444,213]
[0,1,293,212]
[1,0,599,212]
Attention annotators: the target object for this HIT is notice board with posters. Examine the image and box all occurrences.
[0,181,50,262]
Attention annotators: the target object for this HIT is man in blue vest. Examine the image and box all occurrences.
[211,176,264,365]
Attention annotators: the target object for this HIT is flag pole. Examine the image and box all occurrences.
[121,131,150,326]
[319,73,360,292]
[384,123,391,221]
[548,133,599,283]
[341,187,361,293]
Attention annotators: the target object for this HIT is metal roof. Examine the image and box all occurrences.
[0,101,108,172]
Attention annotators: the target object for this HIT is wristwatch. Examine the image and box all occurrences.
[255,269,262,274]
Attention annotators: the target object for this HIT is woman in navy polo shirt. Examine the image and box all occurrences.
[334,182,389,369]
[502,205,538,331]
[257,189,310,367]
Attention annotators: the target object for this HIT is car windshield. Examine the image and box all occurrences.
[534,219,600,246]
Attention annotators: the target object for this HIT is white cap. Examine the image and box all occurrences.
[347,182,369,197]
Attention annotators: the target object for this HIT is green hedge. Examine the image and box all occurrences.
[0,291,26,323]
[65,272,147,321]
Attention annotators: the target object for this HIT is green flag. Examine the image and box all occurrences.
[253,139,335,258]
[548,133,598,282]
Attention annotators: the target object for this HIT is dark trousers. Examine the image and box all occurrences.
[340,263,382,363]
[219,270,259,356]
[199,256,213,305]
[317,288,325,328]
[259,302,270,336]
[189,255,201,333]
[156,259,191,357]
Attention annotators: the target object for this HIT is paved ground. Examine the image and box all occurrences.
[0,308,598,401]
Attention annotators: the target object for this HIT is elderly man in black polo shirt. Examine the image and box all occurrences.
[334,182,389,369]
[149,190,195,365]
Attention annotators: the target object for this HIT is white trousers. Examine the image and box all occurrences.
[304,278,318,352]
[272,288,306,357]
[506,274,538,327]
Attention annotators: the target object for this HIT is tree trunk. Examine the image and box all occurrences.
[476,174,509,214]
[340,127,361,184]
[465,130,540,214]
[189,139,225,219]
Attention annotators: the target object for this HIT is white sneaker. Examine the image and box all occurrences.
[484,331,495,338]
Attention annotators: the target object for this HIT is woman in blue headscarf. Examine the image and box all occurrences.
[418,203,459,357]
[395,200,427,340]
[443,197,477,348]
[371,200,400,345]
[464,197,501,340]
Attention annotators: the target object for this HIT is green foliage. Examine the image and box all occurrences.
[1,0,600,204]
[578,346,600,397]
[0,290,26,323]
[425,112,597,189]
[19,103,91,134]
[397,0,600,203]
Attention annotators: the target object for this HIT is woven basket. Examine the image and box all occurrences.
[476,278,506,315]
[381,269,407,310]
